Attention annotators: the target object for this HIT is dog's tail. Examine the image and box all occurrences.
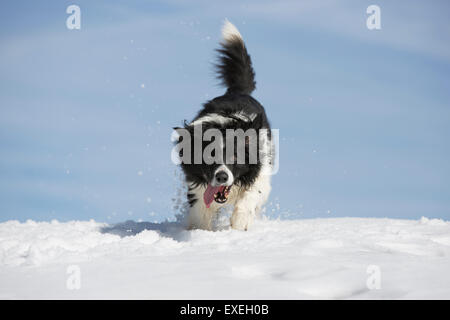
[216,19,256,95]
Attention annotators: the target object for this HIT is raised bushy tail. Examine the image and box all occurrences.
[216,20,256,95]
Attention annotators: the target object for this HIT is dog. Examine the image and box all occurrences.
[174,20,273,231]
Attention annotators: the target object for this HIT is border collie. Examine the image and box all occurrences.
[175,20,273,231]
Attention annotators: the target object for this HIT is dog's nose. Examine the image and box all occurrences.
[215,171,228,184]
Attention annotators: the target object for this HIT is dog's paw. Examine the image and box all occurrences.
[231,222,248,231]
[230,210,252,231]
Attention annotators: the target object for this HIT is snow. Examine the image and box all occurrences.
[1,217,450,299]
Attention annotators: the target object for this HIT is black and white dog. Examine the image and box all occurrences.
[175,20,273,231]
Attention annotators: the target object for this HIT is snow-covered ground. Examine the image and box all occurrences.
[1,216,450,299]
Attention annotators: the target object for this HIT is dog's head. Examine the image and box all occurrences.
[174,116,267,207]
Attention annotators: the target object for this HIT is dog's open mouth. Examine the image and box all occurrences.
[203,184,232,208]
[214,185,231,204]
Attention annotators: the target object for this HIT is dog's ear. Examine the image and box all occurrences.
[172,127,183,143]
[172,126,194,143]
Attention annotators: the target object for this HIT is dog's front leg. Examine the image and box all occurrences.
[186,185,215,231]
[231,197,257,231]
[231,175,271,231]
[188,203,214,231]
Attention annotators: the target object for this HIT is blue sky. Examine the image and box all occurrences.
[1,0,449,223]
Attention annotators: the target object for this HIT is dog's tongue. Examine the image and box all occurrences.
[204,184,222,208]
